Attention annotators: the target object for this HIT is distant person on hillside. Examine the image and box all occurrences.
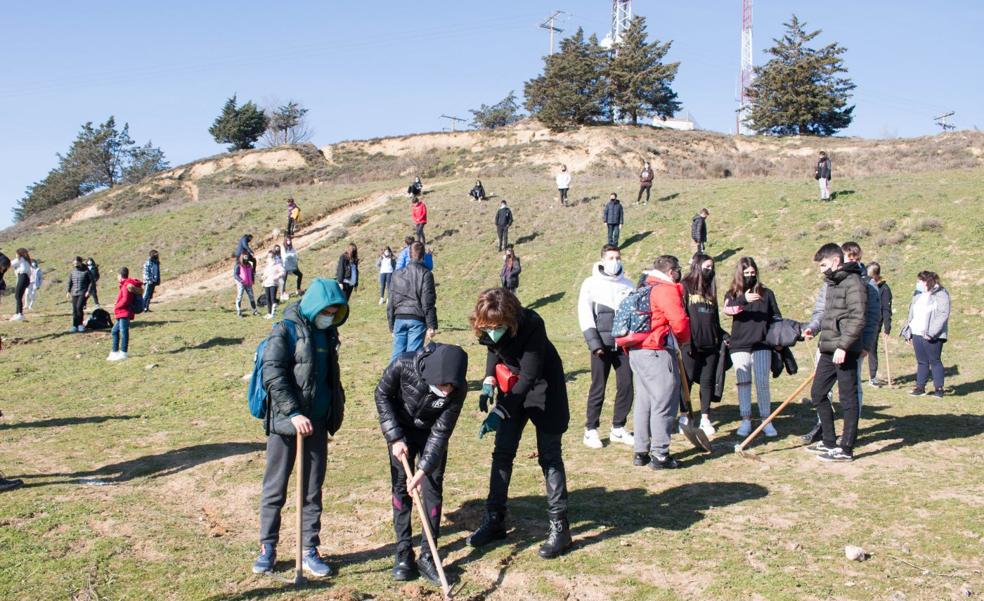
[500,247,521,293]
[691,208,709,254]
[261,250,285,319]
[394,236,414,271]
[336,243,359,300]
[470,180,487,202]
[281,238,302,300]
[375,342,468,584]
[233,253,258,317]
[66,256,93,332]
[577,244,635,450]
[867,262,893,387]
[815,151,832,201]
[901,270,950,398]
[412,197,428,245]
[377,246,395,305]
[636,161,654,205]
[555,164,572,207]
[253,278,349,578]
[602,193,624,246]
[387,242,437,362]
[107,267,144,362]
[408,176,423,199]
[26,259,43,310]
[9,248,32,321]
[86,257,101,309]
[286,197,300,238]
[495,199,513,252]
[142,250,161,312]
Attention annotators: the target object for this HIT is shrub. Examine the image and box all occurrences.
[852,226,870,239]
[879,218,896,231]
[914,218,943,232]
[766,256,791,271]
[816,220,834,232]
[343,212,366,227]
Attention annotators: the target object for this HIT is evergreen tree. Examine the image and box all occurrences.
[209,95,269,150]
[470,91,523,129]
[524,29,609,131]
[744,15,855,136]
[608,16,681,125]
[265,101,312,146]
[123,141,170,184]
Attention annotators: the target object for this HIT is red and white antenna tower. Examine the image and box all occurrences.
[738,0,753,135]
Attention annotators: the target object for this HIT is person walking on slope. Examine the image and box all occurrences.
[681,253,727,437]
[867,262,893,387]
[805,243,867,462]
[577,244,635,450]
[815,151,832,201]
[66,256,93,332]
[26,259,43,311]
[86,258,101,309]
[408,176,423,199]
[499,247,521,293]
[901,271,950,397]
[286,197,300,238]
[387,242,438,362]
[556,164,572,207]
[376,343,468,585]
[233,254,259,317]
[691,209,709,255]
[377,246,396,305]
[495,199,513,252]
[107,267,144,361]
[9,248,32,321]
[142,250,161,312]
[603,193,624,246]
[467,288,573,559]
[235,234,257,271]
[636,161,654,205]
[281,238,303,300]
[336,243,359,300]
[252,278,349,578]
[412,197,428,246]
[261,250,285,319]
[620,255,691,470]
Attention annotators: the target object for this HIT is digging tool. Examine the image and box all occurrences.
[294,432,306,587]
[883,333,893,386]
[675,351,712,453]
[399,454,452,599]
[735,371,816,460]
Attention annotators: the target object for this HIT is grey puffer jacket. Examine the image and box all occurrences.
[67,265,93,297]
[819,263,867,354]
[603,200,624,225]
[901,286,950,341]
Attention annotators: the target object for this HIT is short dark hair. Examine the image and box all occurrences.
[120,267,129,278]
[813,243,844,262]
[75,255,84,264]
[699,208,709,217]
[601,244,620,256]
[917,270,940,290]
[653,254,680,276]
[842,241,862,260]
[404,235,415,246]
[410,242,425,260]
[819,151,827,157]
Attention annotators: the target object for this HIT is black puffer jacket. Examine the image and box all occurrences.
[387,260,438,331]
[480,308,569,434]
[375,343,468,475]
[261,303,347,436]
[819,263,867,354]
[691,215,707,243]
[495,206,513,227]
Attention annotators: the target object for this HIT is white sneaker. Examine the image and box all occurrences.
[378,297,385,305]
[10,313,24,321]
[107,351,120,361]
[280,293,289,301]
[77,325,86,333]
[699,416,716,436]
[610,427,634,446]
[109,352,128,361]
[264,313,273,320]
[582,429,603,449]
[763,422,778,437]
[737,419,752,437]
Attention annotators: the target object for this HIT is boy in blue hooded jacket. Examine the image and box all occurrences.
[253,278,349,577]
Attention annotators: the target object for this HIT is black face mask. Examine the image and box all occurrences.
[743,275,757,290]
[702,268,714,280]
[822,267,834,278]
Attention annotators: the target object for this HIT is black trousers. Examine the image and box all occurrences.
[389,428,446,556]
[415,223,426,245]
[264,286,277,313]
[811,351,860,453]
[559,188,569,206]
[14,273,29,314]
[259,422,328,548]
[341,284,354,300]
[487,407,568,518]
[71,295,86,327]
[497,226,509,251]
[287,217,296,238]
[282,269,303,293]
[585,348,633,429]
[636,185,651,204]
[681,347,719,414]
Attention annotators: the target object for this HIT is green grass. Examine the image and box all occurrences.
[1,169,982,600]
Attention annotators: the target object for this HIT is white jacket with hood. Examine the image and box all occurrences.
[577,261,634,352]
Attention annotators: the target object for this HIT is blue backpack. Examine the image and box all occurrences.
[247,320,298,420]
[131,294,146,315]
[612,286,654,349]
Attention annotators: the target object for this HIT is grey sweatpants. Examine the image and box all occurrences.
[629,348,679,456]
[258,422,328,549]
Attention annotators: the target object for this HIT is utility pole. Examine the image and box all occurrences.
[540,11,566,55]
[738,0,753,135]
[934,111,956,132]
[440,114,467,132]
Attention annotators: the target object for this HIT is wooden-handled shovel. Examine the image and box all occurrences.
[400,455,452,599]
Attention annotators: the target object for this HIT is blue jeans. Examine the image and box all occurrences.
[143,282,157,310]
[912,336,945,390]
[379,272,392,298]
[112,318,130,352]
[607,224,620,246]
[391,319,427,363]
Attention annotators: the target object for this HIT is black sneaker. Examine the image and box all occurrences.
[800,422,822,444]
[416,552,441,586]
[649,453,679,470]
[466,511,507,547]
[909,388,928,396]
[931,389,944,398]
[391,548,417,581]
[805,440,836,454]
[632,452,651,467]
[0,478,24,493]
[818,447,854,463]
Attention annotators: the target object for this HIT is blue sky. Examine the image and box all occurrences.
[1,0,981,228]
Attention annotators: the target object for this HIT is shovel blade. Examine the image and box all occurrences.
[680,422,712,453]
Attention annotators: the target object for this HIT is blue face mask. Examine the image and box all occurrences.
[484,326,507,343]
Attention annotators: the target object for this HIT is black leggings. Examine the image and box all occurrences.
[264,286,277,313]
[682,347,720,414]
[282,269,303,293]
[14,273,29,314]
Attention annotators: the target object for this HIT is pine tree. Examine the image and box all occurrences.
[608,16,681,124]
[470,91,523,130]
[265,101,312,146]
[744,15,855,136]
[524,29,609,131]
[123,142,170,184]
[209,95,269,150]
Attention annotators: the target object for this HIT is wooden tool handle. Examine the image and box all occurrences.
[399,454,451,598]
[737,372,816,452]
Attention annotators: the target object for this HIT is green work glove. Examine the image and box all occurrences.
[478,382,494,412]
[478,406,509,439]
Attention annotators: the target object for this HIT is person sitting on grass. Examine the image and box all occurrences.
[107,267,144,362]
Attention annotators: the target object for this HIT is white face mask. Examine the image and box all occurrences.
[603,259,622,276]
[314,314,335,329]
[916,281,927,293]
[429,384,448,398]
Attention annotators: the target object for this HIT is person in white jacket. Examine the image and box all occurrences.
[9,248,32,320]
[261,250,285,319]
[280,239,302,300]
[576,244,635,449]
[26,259,43,310]
[556,164,572,207]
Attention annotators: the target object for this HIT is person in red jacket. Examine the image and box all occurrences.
[412,198,428,246]
[627,255,690,469]
[107,267,144,362]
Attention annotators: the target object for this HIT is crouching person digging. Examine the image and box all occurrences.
[375,343,468,585]
[253,278,349,578]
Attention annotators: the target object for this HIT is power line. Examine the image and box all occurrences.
[440,115,468,132]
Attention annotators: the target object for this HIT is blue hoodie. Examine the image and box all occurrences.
[295,278,349,419]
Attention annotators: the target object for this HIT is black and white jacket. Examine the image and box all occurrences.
[577,262,634,352]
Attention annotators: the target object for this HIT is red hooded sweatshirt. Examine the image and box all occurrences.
[641,272,691,350]
[114,277,144,320]
[412,201,427,224]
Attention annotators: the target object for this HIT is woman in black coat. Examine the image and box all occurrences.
[499,248,521,292]
[466,287,571,559]
[335,243,359,299]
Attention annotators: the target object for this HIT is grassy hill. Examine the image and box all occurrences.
[0,129,982,600]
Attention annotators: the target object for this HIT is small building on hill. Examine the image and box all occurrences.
[653,111,700,131]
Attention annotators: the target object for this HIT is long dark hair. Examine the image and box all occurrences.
[727,256,763,299]
[345,243,359,264]
[16,248,31,264]
[683,253,716,304]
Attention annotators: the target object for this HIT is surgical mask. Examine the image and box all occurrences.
[701,267,714,280]
[603,259,622,276]
[314,314,335,329]
[916,281,927,293]
[429,385,448,398]
[484,326,507,343]
[743,275,757,289]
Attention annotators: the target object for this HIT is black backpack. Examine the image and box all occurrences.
[86,308,113,330]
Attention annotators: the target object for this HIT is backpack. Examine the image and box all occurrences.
[612,286,653,349]
[86,308,113,330]
[247,320,298,420]
[131,293,146,315]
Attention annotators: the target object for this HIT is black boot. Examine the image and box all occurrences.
[391,547,416,581]
[467,510,507,547]
[800,421,822,444]
[416,551,441,586]
[538,513,572,559]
